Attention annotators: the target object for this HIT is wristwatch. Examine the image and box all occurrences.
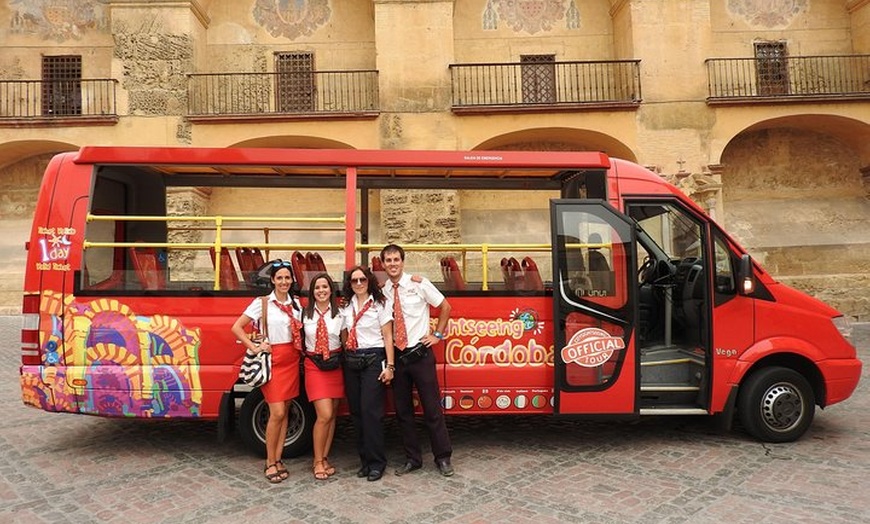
[433,331,445,340]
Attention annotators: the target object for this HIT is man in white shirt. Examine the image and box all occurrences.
[381,243,454,477]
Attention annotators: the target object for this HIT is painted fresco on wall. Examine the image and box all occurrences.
[20,290,202,418]
[9,0,108,42]
[727,0,809,28]
[483,0,580,33]
[253,0,331,40]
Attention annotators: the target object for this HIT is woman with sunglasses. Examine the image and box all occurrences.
[231,259,302,484]
[340,265,395,481]
[301,273,345,481]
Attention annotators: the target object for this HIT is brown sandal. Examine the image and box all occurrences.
[322,457,336,476]
[275,460,290,481]
[264,463,283,484]
[313,460,329,481]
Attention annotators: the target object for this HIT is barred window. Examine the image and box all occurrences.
[521,54,556,104]
[275,52,315,112]
[42,55,82,116]
[754,41,789,96]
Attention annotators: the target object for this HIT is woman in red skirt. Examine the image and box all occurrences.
[301,273,346,480]
[231,260,302,483]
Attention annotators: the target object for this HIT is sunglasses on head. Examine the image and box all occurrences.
[350,276,368,284]
[271,260,292,268]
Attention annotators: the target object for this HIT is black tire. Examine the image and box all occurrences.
[737,367,815,443]
[238,388,315,458]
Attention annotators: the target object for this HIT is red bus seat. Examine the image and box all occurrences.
[440,257,450,284]
[306,251,327,273]
[236,247,253,271]
[209,247,241,290]
[522,256,544,291]
[235,247,255,284]
[501,257,523,290]
[250,247,265,269]
[371,255,387,287]
[129,247,166,290]
[291,251,308,289]
[442,256,466,291]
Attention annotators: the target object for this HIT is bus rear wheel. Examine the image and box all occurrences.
[737,367,815,443]
[238,388,315,458]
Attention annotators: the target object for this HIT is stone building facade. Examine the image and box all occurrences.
[0,0,868,318]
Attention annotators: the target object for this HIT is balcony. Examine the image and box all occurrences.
[186,70,379,122]
[0,79,118,127]
[449,60,642,114]
[706,54,870,104]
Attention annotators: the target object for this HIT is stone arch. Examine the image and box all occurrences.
[710,113,870,168]
[0,140,79,219]
[718,118,870,320]
[472,127,637,161]
[228,135,355,149]
[0,140,78,312]
[0,139,78,171]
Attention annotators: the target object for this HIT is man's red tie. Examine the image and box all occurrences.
[393,284,408,350]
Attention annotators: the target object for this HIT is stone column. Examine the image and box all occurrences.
[374,1,460,275]
[374,0,456,149]
[166,187,212,280]
[380,188,460,274]
[705,164,724,222]
[109,0,208,143]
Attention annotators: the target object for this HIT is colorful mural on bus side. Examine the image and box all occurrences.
[20,291,202,417]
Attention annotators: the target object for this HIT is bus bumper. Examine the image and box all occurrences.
[820,358,863,406]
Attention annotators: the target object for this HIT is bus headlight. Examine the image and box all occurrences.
[831,315,852,340]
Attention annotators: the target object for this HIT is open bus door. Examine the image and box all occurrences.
[550,200,638,415]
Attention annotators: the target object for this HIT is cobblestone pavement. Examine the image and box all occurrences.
[1,315,868,524]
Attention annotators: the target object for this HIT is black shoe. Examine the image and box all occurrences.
[394,462,422,476]
[367,469,384,482]
[356,465,370,478]
[435,459,454,477]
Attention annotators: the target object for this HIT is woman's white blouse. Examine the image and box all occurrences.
[242,291,301,345]
[302,304,343,353]
[341,295,392,349]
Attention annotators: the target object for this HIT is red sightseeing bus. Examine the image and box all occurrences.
[19,147,862,456]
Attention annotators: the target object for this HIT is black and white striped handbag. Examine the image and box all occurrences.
[240,348,271,387]
[239,296,271,387]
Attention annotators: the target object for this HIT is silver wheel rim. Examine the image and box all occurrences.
[253,399,306,446]
[761,381,805,432]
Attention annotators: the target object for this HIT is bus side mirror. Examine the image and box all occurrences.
[738,254,755,295]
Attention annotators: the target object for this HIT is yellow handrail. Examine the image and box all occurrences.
[83,214,607,291]
[357,243,553,290]
[85,213,346,290]
[86,214,345,224]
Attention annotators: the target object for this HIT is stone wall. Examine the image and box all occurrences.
[380,189,460,274]
[722,128,870,320]
[0,154,53,313]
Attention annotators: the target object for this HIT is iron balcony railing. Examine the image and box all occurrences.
[706,55,870,102]
[449,60,642,111]
[187,70,379,118]
[0,79,118,118]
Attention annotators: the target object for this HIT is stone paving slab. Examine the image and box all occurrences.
[1,316,868,524]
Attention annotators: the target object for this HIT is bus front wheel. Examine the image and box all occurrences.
[737,367,815,443]
[238,388,315,458]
